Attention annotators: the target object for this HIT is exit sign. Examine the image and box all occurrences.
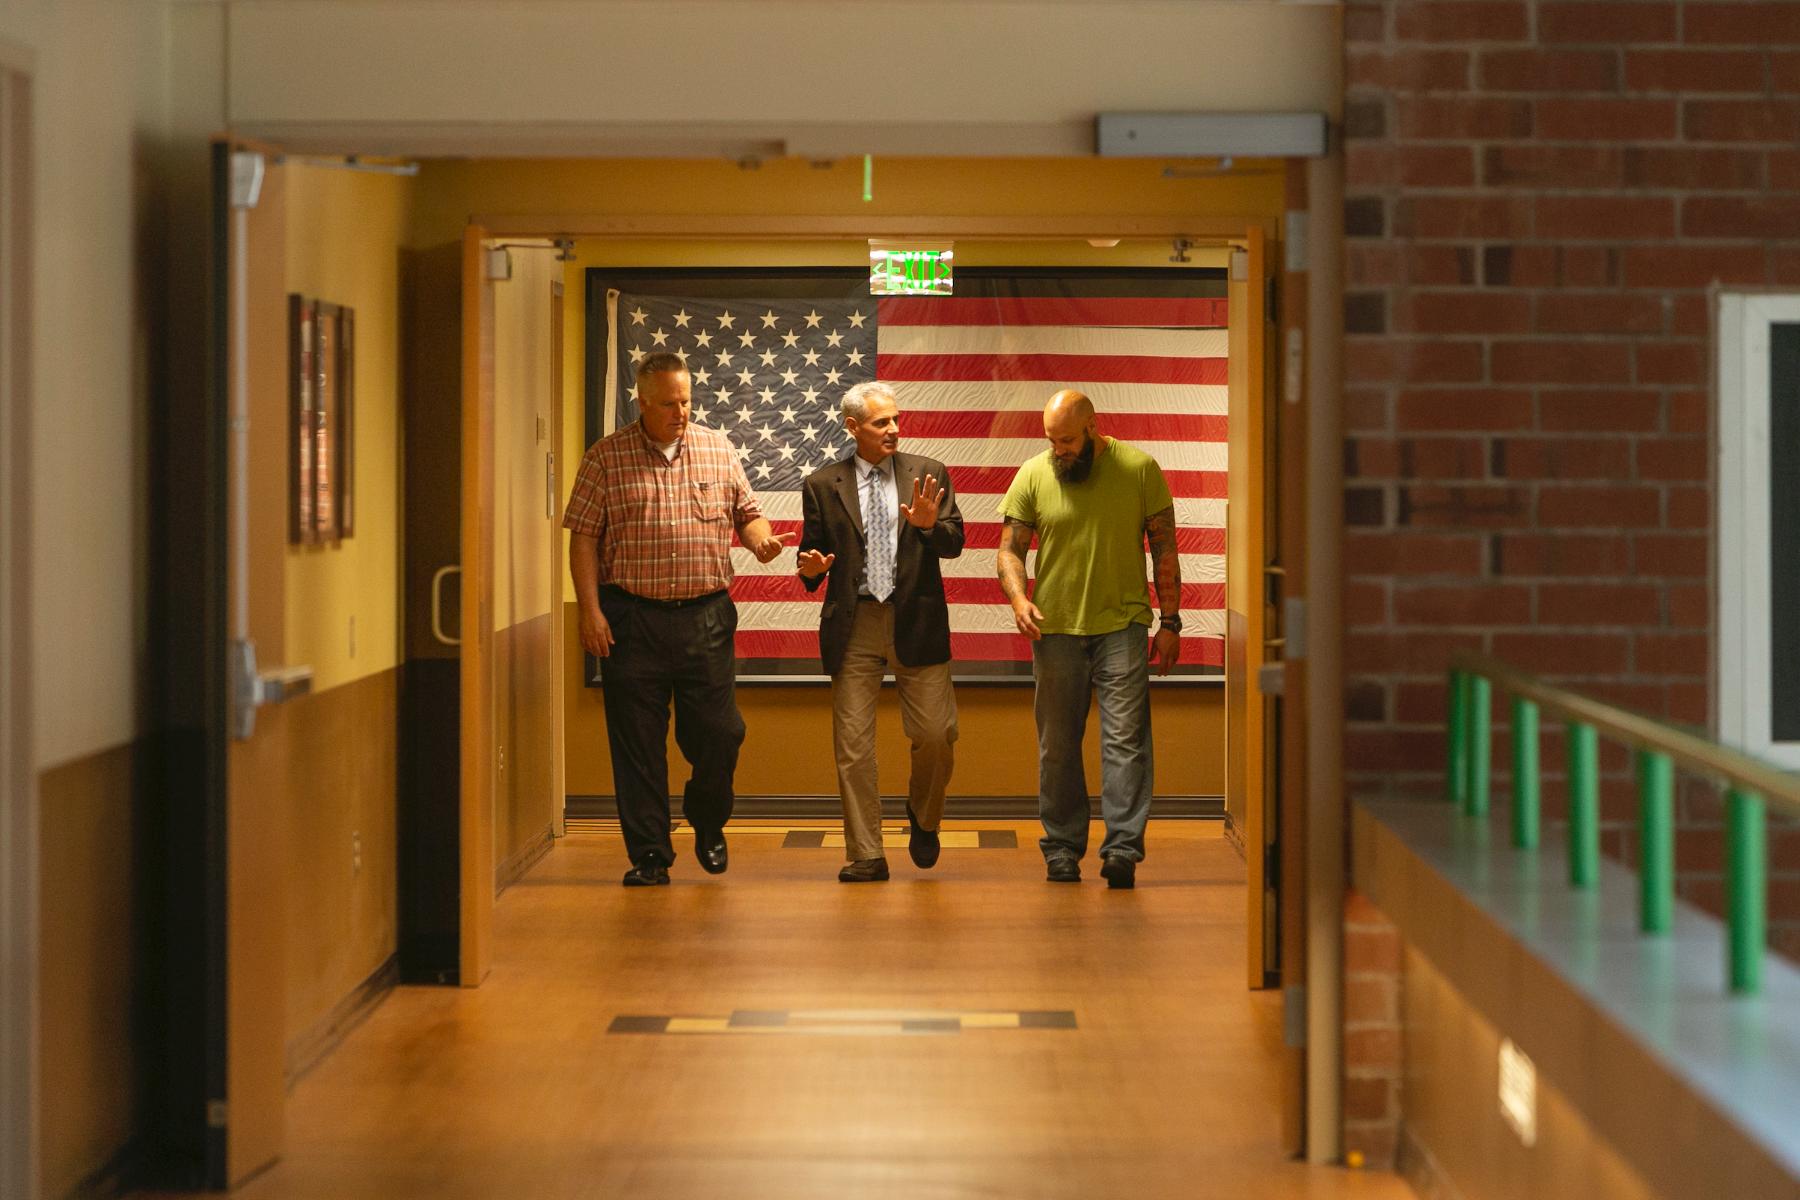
[870,242,953,296]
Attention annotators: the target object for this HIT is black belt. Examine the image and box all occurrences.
[603,585,727,611]
[857,594,893,605]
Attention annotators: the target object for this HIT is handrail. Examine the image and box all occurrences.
[1447,650,1795,995]
[1452,651,1800,819]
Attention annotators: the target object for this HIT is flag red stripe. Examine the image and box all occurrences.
[942,466,1226,499]
[876,296,1229,328]
[733,629,1226,666]
[728,576,1224,609]
[899,410,1225,442]
[763,519,1223,555]
[878,353,1229,386]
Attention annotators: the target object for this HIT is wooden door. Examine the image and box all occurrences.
[218,140,292,1185]
[1226,226,1276,990]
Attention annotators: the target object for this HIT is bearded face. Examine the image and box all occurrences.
[1052,431,1097,483]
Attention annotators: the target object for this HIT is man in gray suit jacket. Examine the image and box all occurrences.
[797,381,964,881]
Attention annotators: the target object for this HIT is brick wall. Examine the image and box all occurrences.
[1340,0,1800,1166]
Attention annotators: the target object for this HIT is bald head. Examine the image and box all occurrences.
[1044,390,1095,438]
[1044,390,1101,482]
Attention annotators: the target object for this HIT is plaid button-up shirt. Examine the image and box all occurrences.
[563,420,764,601]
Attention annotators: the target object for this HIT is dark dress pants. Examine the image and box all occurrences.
[598,588,745,867]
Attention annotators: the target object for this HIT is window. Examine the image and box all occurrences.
[1717,294,1800,767]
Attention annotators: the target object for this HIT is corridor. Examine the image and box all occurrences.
[180,822,1406,1199]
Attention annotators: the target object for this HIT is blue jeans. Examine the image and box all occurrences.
[1031,626,1153,864]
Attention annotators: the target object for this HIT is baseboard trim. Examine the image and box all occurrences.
[496,825,554,895]
[1397,1123,1464,1200]
[64,1136,141,1200]
[564,794,1224,821]
[285,953,399,1089]
[1222,810,1246,859]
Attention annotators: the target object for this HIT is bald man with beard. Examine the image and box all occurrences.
[995,391,1182,889]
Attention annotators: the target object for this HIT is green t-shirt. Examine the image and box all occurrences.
[998,438,1174,637]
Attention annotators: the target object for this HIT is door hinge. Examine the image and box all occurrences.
[484,247,512,281]
[1283,985,1307,1048]
[1284,597,1307,662]
[1284,211,1308,272]
[229,152,265,210]
[207,1099,228,1128]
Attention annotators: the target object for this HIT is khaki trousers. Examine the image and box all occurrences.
[831,599,958,861]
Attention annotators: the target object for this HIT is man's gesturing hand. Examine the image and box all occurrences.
[796,548,835,579]
[899,473,943,530]
[579,606,615,658]
[752,530,797,564]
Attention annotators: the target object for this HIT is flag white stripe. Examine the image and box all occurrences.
[871,438,1225,472]
[755,491,1225,529]
[886,380,1229,416]
[731,548,1225,583]
[877,325,1229,359]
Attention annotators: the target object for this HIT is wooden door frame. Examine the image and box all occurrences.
[0,48,37,1200]
[460,225,496,986]
[550,273,567,840]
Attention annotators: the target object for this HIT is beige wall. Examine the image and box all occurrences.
[1,0,169,772]
[0,3,174,1196]
[224,1,1342,155]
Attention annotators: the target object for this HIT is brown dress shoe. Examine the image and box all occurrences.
[838,858,890,883]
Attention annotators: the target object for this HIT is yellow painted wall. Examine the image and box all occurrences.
[284,164,413,692]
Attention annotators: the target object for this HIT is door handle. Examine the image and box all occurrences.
[431,565,462,646]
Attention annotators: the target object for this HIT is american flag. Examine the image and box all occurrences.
[604,288,1227,677]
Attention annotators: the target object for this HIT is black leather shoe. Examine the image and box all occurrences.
[622,860,670,887]
[1100,853,1137,890]
[1045,855,1081,883]
[838,858,890,883]
[694,826,729,875]
[906,804,941,869]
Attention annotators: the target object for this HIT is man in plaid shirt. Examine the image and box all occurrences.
[565,352,794,886]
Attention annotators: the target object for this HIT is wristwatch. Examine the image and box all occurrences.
[1158,612,1183,633]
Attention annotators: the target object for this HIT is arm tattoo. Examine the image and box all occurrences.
[1145,505,1181,612]
[996,517,1035,603]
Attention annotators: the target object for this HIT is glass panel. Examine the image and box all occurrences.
[1771,321,1800,741]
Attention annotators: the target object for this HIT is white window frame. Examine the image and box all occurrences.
[1717,293,1800,768]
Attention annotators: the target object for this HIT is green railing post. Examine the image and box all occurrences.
[1636,750,1674,934]
[1447,669,1469,809]
[1511,697,1540,849]
[1727,787,1766,994]
[1467,675,1492,817]
[1567,722,1600,887]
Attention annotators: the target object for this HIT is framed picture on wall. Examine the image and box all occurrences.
[288,294,357,544]
[288,294,317,543]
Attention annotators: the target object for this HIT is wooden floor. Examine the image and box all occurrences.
[200,821,1411,1199]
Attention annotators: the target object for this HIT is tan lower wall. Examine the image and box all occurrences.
[38,743,142,1199]
[562,603,1225,799]
[495,613,557,875]
[1400,945,1660,1200]
[281,669,399,1055]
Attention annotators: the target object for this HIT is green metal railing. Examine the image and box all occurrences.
[1447,651,1800,995]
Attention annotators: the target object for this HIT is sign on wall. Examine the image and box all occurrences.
[869,241,954,296]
